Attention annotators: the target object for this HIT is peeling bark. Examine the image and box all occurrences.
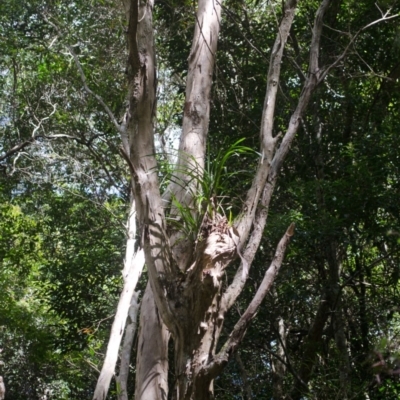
[205,224,295,380]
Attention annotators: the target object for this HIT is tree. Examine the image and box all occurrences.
[108,0,394,399]
[121,0,400,398]
[0,181,130,398]
[1,0,400,398]
[123,0,298,397]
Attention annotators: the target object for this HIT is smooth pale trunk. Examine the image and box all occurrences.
[93,206,144,400]
[116,291,140,400]
[135,283,169,400]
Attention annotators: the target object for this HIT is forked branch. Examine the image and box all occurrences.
[235,0,298,245]
[225,0,332,309]
[206,223,295,378]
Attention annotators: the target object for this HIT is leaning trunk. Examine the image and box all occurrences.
[93,203,144,400]
[116,291,140,400]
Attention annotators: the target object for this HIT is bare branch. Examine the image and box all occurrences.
[318,9,400,84]
[235,352,253,399]
[269,0,332,177]
[43,15,124,136]
[30,101,58,137]
[165,0,223,207]
[235,0,298,246]
[115,291,140,400]
[222,178,275,311]
[68,46,124,135]
[221,5,269,62]
[0,139,36,162]
[1,101,57,163]
[206,223,295,378]
[260,0,299,161]
[224,0,306,310]
[93,202,145,400]
[263,344,308,389]
[124,0,179,334]
[223,0,318,312]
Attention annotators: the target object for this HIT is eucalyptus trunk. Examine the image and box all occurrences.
[123,0,333,398]
[92,204,144,400]
[116,291,140,400]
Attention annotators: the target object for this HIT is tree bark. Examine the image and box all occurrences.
[166,0,222,204]
[235,352,253,400]
[135,283,169,400]
[289,293,330,399]
[0,376,5,400]
[116,291,140,400]
[272,318,287,400]
[92,205,144,400]
[126,0,336,399]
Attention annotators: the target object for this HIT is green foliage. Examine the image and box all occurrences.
[163,139,256,237]
[1,0,400,398]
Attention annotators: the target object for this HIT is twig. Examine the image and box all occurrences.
[318,9,400,84]
[42,14,124,136]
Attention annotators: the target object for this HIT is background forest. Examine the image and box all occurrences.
[1,0,400,399]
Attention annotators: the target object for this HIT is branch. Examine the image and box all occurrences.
[165,0,223,207]
[269,0,332,177]
[318,7,400,84]
[271,1,399,183]
[93,201,145,400]
[262,344,308,389]
[222,0,331,306]
[221,5,269,62]
[224,0,311,312]
[116,291,141,400]
[1,101,57,162]
[124,0,179,334]
[0,138,36,162]
[42,15,124,136]
[222,178,275,311]
[205,223,295,378]
[235,352,253,399]
[235,0,298,245]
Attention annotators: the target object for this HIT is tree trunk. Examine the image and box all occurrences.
[125,0,333,398]
[0,376,5,400]
[93,204,144,400]
[327,243,350,399]
[290,97,350,399]
[272,317,287,400]
[116,291,140,400]
[235,352,253,400]
[135,283,169,400]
